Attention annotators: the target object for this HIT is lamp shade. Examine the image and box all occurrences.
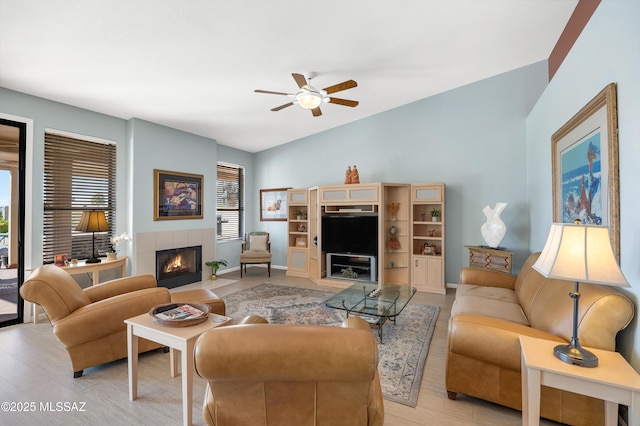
[76,210,111,233]
[532,223,628,287]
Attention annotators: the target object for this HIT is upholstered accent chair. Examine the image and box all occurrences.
[194,316,384,426]
[239,231,271,278]
[20,265,172,378]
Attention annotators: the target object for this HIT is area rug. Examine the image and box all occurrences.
[223,282,439,407]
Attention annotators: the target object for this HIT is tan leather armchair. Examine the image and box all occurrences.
[239,231,271,277]
[21,265,172,377]
[194,316,384,426]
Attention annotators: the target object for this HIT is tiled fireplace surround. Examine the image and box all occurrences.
[134,228,215,285]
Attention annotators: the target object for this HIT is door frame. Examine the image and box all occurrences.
[0,113,33,326]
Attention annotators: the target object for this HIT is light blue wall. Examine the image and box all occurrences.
[254,61,549,282]
[126,118,219,273]
[526,0,640,366]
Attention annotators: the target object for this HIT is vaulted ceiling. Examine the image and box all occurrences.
[0,0,578,153]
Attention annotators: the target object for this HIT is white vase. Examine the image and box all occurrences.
[480,203,508,248]
[106,252,117,260]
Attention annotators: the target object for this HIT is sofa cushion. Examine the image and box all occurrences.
[452,284,529,326]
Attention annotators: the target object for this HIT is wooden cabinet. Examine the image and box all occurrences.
[412,256,444,294]
[286,188,309,277]
[286,182,446,291]
[411,183,446,294]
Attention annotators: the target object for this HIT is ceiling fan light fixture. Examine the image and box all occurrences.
[296,91,323,109]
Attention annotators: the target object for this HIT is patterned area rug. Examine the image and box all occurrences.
[223,282,439,407]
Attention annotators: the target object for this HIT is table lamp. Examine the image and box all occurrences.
[76,210,111,263]
[532,222,629,367]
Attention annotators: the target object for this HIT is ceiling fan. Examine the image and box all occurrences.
[255,73,359,117]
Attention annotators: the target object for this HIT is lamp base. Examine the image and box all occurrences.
[85,257,101,264]
[554,341,598,368]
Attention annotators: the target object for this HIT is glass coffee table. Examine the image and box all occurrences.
[325,282,417,343]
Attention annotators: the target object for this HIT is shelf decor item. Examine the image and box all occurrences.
[430,208,440,222]
[480,203,508,248]
[533,222,629,367]
[389,225,397,236]
[387,203,400,220]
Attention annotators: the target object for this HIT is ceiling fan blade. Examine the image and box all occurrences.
[328,97,359,107]
[311,107,322,117]
[292,73,308,89]
[323,80,357,94]
[271,102,294,112]
[255,89,292,96]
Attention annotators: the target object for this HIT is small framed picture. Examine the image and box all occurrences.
[55,254,69,266]
[295,237,307,248]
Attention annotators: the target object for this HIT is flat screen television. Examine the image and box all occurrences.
[321,215,378,256]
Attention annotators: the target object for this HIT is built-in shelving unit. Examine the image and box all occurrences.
[411,183,446,294]
[286,188,309,278]
[287,182,446,294]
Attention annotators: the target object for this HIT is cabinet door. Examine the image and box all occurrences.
[412,256,427,288]
[412,256,444,294]
[412,184,443,203]
[287,248,308,276]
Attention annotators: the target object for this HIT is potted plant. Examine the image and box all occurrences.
[430,208,440,222]
[294,208,304,220]
[107,232,132,260]
[205,259,228,280]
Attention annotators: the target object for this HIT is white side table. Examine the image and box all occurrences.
[125,312,232,426]
[520,335,640,426]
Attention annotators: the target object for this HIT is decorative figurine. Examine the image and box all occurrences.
[481,202,508,248]
[350,165,360,184]
[345,166,352,184]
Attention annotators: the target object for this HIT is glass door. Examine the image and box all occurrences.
[0,119,25,327]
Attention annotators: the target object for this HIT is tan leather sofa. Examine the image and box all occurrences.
[194,316,384,426]
[21,265,171,377]
[446,252,634,425]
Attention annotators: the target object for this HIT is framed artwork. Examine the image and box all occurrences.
[552,83,619,260]
[260,188,290,221]
[295,237,307,248]
[154,169,203,220]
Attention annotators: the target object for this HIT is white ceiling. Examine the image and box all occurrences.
[0,0,578,153]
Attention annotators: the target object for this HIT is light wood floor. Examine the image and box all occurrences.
[0,267,558,425]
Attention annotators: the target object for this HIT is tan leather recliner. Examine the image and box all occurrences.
[21,265,172,377]
[194,316,384,426]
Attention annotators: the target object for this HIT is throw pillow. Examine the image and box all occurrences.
[249,234,268,251]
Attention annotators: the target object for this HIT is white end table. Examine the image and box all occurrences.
[125,312,232,426]
[520,335,640,426]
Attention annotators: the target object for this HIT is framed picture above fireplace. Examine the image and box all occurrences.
[154,169,203,220]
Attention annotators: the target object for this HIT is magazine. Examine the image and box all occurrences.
[154,304,205,321]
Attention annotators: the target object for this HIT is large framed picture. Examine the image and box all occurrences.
[552,83,619,260]
[154,169,203,220]
[260,188,290,221]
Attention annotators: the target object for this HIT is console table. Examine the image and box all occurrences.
[466,245,512,273]
[32,256,128,324]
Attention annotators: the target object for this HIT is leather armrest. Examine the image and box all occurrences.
[342,316,370,331]
[53,287,171,348]
[458,267,516,289]
[83,274,157,302]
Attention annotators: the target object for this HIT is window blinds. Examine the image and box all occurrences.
[217,164,244,241]
[43,133,116,263]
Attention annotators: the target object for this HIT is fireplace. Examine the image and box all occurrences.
[156,245,202,289]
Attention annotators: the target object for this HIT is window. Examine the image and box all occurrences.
[217,163,244,241]
[43,132,116,263]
